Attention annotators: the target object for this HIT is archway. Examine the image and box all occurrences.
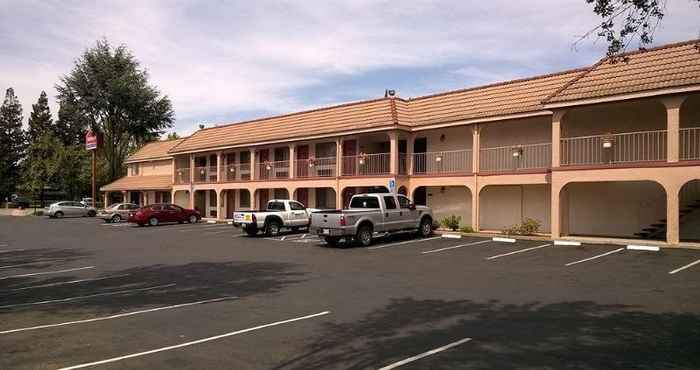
[398,186,407,196]
[194,189,217,218]
[480,184,550,233]
[680,179,700,242]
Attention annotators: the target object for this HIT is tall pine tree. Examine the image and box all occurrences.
[23,92,59,207]
[27,91,53,143]
[0,88,26,202]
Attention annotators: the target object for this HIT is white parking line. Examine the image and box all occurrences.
[0,249,25,253]
[57,310,331,370]
[421,240,491,254]
[0,283,175,309]
[486,243,552,260]
[10,274,131,291]
[0,296,239,335]
[564,248,625,267]
[0,261,58,269]
[0,266,96,280]
[367,237,441,250]
[377,337,472,370]
[669,258,700,275]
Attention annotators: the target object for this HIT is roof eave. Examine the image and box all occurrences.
[542,85,700,110]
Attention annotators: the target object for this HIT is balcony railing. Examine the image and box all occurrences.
[222,163,251,182]
[399,154,408,175]
[414,149,473,175]
[193,166,218,183]
[256,160,290,180]
[174,167,190,184]
[561,130,667,166]
[342,153,390,176]
[681,127,700,161]
[295,157,337,178]
[480,143,551,172]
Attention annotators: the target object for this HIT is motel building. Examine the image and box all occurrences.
[101,39,700,247]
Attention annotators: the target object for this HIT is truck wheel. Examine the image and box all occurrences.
[245,228,258,236]
[265,220,282,237]
[418,217,433,238]
[356,224,373,247]
[324,236,340,247]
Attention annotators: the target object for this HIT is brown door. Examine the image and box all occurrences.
[296,188,308,207]
[296,145,309,178]
[226,190,236,218]
[258,149,270,180]
[342,140,357,176]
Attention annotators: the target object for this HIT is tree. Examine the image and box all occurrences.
[0,88,25,202]
[582,0,700,59]
[166,132,180,140]
[56,39,175,182]
[22,133,61,207]
[54,100,87,146]
[27,91,53,143]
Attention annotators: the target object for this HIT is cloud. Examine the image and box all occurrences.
[0,0,698,137]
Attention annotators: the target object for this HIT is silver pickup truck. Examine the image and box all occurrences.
[233,199,318,236]
[309,193,433,247]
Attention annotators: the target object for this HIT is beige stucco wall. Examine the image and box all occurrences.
[418,125,472,152]
[480,116,551,147]
[137,159,173,176]
[563,181,666,238]
[480,184,551,232]
[426,186,471,227]
[174,190,189,208]
[563,99,666,137]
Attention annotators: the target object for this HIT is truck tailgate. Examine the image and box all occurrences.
[311,212,344,229]
[233,211,255,224]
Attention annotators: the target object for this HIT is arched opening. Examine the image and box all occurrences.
[173,190,189,208]
[273,188,289,200]
[560,181,666,240]
[480,184,550,233]
[397,186,407,196]
[412,186,472,228]
[314,187,337,209]
[680,179,700,242]
[194,189,217,218]
[294,188,309,207]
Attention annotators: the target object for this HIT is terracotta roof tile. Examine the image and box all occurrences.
[100,175,172,191]
[126,138,184,163]
[545,39,700,104]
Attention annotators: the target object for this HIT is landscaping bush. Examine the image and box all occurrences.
[440,215,462,231]
[501,218,541,236]
[460,226,475,233]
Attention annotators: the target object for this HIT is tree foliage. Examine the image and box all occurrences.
[22,133,61,206]
[166,132,180,140]
[0,88,25,201]
[55,100,87,146]
[56,39,174,182]
[27,91,53,143]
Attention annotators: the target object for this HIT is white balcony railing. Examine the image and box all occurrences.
[480,143,551,172]
[413,149,472,175]
[295,157,337,178]
[174,167,190,184]
[223,163,251,182]
[256,160,290,180]
[681,127,700,161]
[561,130,667,166]
[342,153,390,176]
[193,166,218,183]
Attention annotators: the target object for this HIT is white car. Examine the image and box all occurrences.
[234,200,318,236]
[48,201,98,218]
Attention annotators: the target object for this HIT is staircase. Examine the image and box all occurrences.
[635,199,700,240]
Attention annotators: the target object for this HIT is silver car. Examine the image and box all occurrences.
[98,203,140,223]
[47,201,98,218]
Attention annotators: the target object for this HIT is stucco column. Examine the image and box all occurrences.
[249,149,257,181]
[662,96,686,163]
[216,151,223,182]
[335,187,342,210]
[336,138,343,177]
[389,131,399,175]
[289,144,296,179]
[189,154,195,183]
[551,183,569,238]
[171,159,176,184]
[666,186,680,245]
[552,110,565,168]
[189,190,194,210]
[121,190,127,203]
[472,125,480,173]
[407,134,415,175]
[471,187,480,231]
[215,189,223,220]
[103,192,109,208]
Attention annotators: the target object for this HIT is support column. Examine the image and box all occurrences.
[472,125,480,173]
[249,149,257,181]
[471,187,479,231]
[189,190,195,211]
[189,154,195,184]
[551,183,568,239]
[216,151,223,182]
[407,134,415,175]
[666,185,680,245]
[662,96,686,163]
[121,190,127,203]
[215,189,223,220]
[336,138,343,177]
[551,110,565,168]
[289,144,296,179]
[171,158,177,184]
[389,131,399,175]
[103,192,110,208]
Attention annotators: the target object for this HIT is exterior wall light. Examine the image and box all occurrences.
[308,157,316,168]
[200,169,205,175]
[229,167,235,172]
[359,152,367,165]
[435,155,443,162]
[512,146,523,158]
[602,135,614,148]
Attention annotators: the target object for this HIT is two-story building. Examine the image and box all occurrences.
[102,39,700,246]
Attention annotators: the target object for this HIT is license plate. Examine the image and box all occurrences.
[244,214,251,221]
[322,229,330,235]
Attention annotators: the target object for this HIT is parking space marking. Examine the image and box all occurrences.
[669,258,700,275]
[564,248,625,267]
[0,261,60,269]
[368,237,442,250]
[486,243,552,260]
[10,274,131,291]
[0,266,96,280]
[57,310,331,370]
[377,337,472,370]
[421,240,491,254]
[0,248,26,254]
[0,296,239,335]
[0,283,175,309]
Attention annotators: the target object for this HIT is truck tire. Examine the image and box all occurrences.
[245,227,258,236]
[356,224,373,247]
[418,217,433,238]
[265,219,282,237]
[324,236,340,247]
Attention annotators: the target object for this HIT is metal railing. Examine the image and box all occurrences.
[480,143,551,172]
[561,130,667,166]
[681,127,700,161]
[174,167,190,184]
[222,163,251,182]
[413,149,472,175]
[399,154,408,175]
[193,166,218,183]
[295,157,337,178]
[342,153,390,176]
[256,160,290,180]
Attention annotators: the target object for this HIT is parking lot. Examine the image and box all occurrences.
[1,216,700,370]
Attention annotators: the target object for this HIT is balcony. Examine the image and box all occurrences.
[222,163,251,182]
[413,149,472,175]
[194,166,218,183]
[480,143,551,172]
[681,127,700,161]
[342,153,390,176]
[561,130,667,167]
[256,160,290,180]
[295,157,337,178]
[174,167,190,185]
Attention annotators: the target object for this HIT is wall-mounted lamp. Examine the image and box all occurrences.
[512,146,523,158]
[440,134,446,142]
[200,169,205,175]
[602,135,614,149]
[435,155,443,163]
[440,186,446,193]
[229,167,235,173]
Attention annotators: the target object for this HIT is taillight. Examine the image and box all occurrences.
[251,214,257,223]
[339,215,346,226]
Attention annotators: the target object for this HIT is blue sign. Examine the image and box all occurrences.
[388,179,396,193]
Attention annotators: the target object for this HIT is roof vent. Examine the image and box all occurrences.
[198,124,205,130]
[384,89,396,98]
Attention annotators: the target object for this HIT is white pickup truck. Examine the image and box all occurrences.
[233,199,318,236]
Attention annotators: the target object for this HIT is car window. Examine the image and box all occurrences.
[289,201,304,210]
[128,204,139,210]
[171,205,183,211]
[150,205,162,211]
[164,205,177,211]
[71,202,83,207]
[267,202,285,211]
[116,204,125,210]
[349,196,380,209]
[383,196,397,210]
[397,195,411,209]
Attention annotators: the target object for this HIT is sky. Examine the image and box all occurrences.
[1,0,698,137]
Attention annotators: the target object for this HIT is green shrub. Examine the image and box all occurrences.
[440,215,462,231]
[501,218,541,236]
[460,226,475,233]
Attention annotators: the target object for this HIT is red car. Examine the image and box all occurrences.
[128,203,201,226]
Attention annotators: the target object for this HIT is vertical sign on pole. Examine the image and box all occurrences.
[85,130,99,208]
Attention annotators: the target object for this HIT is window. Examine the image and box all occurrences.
[267,201,285,211]
[383,196,397,210]
[289,201,305,211]
[397,195,411,209]
[349,196,380,209]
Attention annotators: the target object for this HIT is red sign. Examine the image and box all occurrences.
[85,130,98,150]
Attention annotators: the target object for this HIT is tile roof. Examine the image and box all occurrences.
[545,39,700,104]
[100,175,172,191]
[126,138,184,163]
[170,98,397,153]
